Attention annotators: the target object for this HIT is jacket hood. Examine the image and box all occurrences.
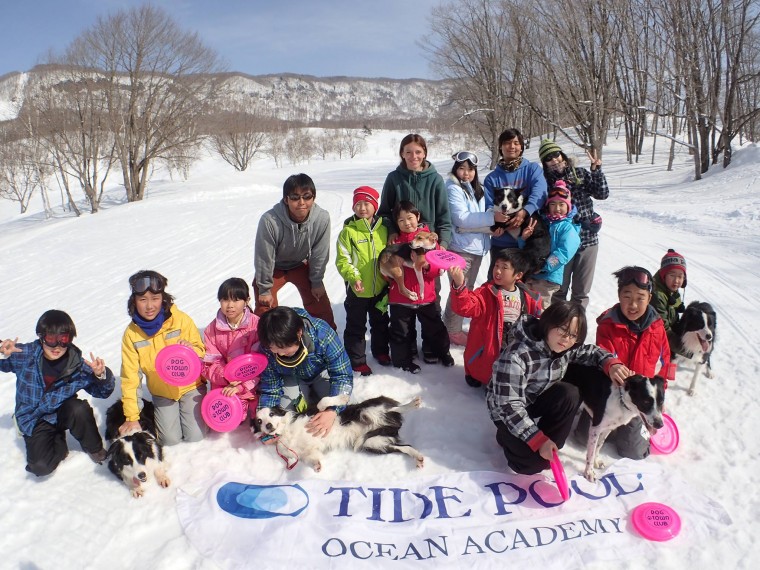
[510,315,546,352]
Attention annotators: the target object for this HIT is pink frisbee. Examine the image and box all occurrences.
[631,502,681,541]
[425,249,467,271]
[223,352,268,383]
[550,449,570,501]
[650,413,679,455]
[155,344,202,386]
[201,388,245,432]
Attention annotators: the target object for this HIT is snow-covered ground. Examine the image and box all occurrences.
[1,129,758,569]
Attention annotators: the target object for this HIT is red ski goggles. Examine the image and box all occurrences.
[39,333,72,348]
[618,267,653,292]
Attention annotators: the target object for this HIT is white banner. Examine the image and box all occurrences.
[176,459,731,569]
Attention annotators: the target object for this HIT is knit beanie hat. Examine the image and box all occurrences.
[546,180,572,210]
[539,139,563,162]
[353,186,379,211]
[659,249,687,286]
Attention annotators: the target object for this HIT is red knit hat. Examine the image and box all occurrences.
[353,186,379,211]
[659,249,687,286]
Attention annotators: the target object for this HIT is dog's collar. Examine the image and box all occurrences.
[618,386,633,412]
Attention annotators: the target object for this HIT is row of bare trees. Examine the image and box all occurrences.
[423,0,760,178]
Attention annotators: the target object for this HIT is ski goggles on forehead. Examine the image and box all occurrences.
[451,151,479,166]
[618,268,653,292]
[130,275,164,295]
[39,333,72,348]
[548,187,570,200]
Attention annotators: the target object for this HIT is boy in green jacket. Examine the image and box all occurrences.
[651,249,687,348]
[336,187,391,376]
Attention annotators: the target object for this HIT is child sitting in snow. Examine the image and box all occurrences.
[1,310,115,476]
[448,249,542,388]
[522,180,581,309]
[202,278,261,423]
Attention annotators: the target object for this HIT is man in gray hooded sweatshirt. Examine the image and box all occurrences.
[253,173,337,330]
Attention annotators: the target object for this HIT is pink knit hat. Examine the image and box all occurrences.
[353,186,379,211]
[546,180,572,209]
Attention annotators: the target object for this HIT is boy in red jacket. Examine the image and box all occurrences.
[580,266,672,459]
[449,250,542,388]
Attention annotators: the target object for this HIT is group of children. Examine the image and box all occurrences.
[0,142,691,479]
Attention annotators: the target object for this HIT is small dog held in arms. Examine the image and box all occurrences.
[104,400,170,498]
[253,395,424,472]
[467,186,550,274]
[671,301,717,396]
[378,231,438,301]
[563,364,665,482]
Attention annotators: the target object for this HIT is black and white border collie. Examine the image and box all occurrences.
[671,301,716,396]
[467,186,551,275]
[564,365,665,482]
[105,400,170,498]
[253,395,424,472]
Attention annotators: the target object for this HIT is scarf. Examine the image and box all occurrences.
[132,311,166,337]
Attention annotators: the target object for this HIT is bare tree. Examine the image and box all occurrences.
[339,128,367,158]
[63,4,224,201]
[21,70,116,213]
[315,130,339,159]
[285,129,315,164]
[209,109,268,171]
[421,0,535,167]
[0,140,45,214]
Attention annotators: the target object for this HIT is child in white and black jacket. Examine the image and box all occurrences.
[486,301,627,475]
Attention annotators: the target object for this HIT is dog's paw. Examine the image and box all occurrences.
[584,466,597,483]
[593,458,605,469]
[687,388,696,396]
[403,291,418,301]
[705,369,714,379]
[131,486,145,499]
[411,396,422,409]
[416,456,425,469]
[312,460,322,473]
[156,473,171,488]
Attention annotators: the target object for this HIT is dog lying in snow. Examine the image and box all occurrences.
[253,394,424,472]
[104,400,170,498]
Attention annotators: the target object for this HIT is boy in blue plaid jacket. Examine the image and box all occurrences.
[256,307,353,438]
[1,310,114,476]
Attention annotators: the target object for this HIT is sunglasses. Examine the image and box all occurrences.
[452,151,479,166]
[39,333,72,348]
[542,151,562,162]
[618,268,653,292]
[286,193,314,202]
[130,275,164,295]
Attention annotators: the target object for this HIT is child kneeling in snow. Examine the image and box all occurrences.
[487,301,626,475]
[202,278,261,423]
[1,310,114,476]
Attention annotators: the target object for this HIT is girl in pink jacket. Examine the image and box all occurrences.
[202,278,261,420]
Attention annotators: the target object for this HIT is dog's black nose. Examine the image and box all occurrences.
[138,472,147,482]
[266,423,274,431]
[653,418,664,430]
[706,333,713,341]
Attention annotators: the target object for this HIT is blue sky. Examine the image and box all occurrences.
[1,0,442,79]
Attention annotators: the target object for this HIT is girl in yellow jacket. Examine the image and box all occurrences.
[118,270,207,445]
